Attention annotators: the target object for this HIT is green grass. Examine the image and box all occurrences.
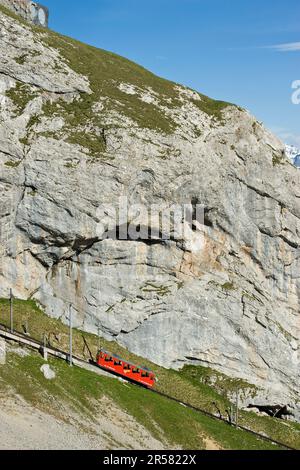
[6,82,38,114]
[15,54,27,65]
[221,282,236,291]
[0,298,299,449]
[66,130,106,159]
[0,349,282,450]
[272,153,286,166]
[181,365,258,399]
[191,95,230,123]
[1,2,234,158]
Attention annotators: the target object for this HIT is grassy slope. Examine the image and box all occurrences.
[1,3,232,160]
[41,28,230,130]
[0,299,299,450]
[0,348,281,450]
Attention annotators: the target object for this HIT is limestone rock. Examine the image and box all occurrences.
[0,8,299,418]
[40,363,55,380]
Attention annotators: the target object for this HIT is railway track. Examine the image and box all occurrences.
[0,323,296,451]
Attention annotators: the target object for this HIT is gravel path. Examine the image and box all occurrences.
[0,394,163,450]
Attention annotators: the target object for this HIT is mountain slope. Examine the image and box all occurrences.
[1,345,284,450]
[0,300,300,449]
[0,5,299,422]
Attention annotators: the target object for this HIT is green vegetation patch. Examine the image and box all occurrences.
[272,153,286,166]
[0,298,299,449]
[0,349,283,450]
[6,82,39,114]
[41,27,234,135]
[19,114,41,146]
[15,54,27,65]
[40,31,179,135]
[221,282,236,291]
[66,131,106,158]
[192,95,230,123]
[181,365,258,399]
[141,282,172,297]
[39,20,234,137]
[0,4,235,159]
[4,161,20,168]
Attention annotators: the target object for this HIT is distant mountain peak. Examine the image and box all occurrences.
[285,144,300,168]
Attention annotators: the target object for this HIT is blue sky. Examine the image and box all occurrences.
[45,0,300,147]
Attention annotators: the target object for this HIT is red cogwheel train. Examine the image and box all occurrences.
[96,350,156,388]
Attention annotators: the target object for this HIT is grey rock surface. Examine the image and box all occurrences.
[0,0,49,28]
[0,9,299,417]
[40,363,55,380]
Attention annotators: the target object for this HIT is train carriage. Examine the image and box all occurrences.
[96,350,155,388]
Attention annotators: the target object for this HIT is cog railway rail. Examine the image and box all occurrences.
[0,322,296,451]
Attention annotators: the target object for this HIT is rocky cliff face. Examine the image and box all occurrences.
[0,7,299,417]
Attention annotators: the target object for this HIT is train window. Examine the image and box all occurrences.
[141,371,149,377]
[132,368,140,374]
[105,356,112,362]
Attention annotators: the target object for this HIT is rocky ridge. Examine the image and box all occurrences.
[0,6,299,418]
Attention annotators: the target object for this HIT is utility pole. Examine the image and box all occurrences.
[9,289,13,333]
[235,390,239,427]
[230,404,234,425]
[43,333,48,361]
[97,323,101,352]
[69,305,73,367]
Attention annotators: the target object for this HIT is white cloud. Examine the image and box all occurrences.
[267,42,300,52]
[227,42,300,52]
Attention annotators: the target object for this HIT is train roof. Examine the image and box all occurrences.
[100,350,154,374]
